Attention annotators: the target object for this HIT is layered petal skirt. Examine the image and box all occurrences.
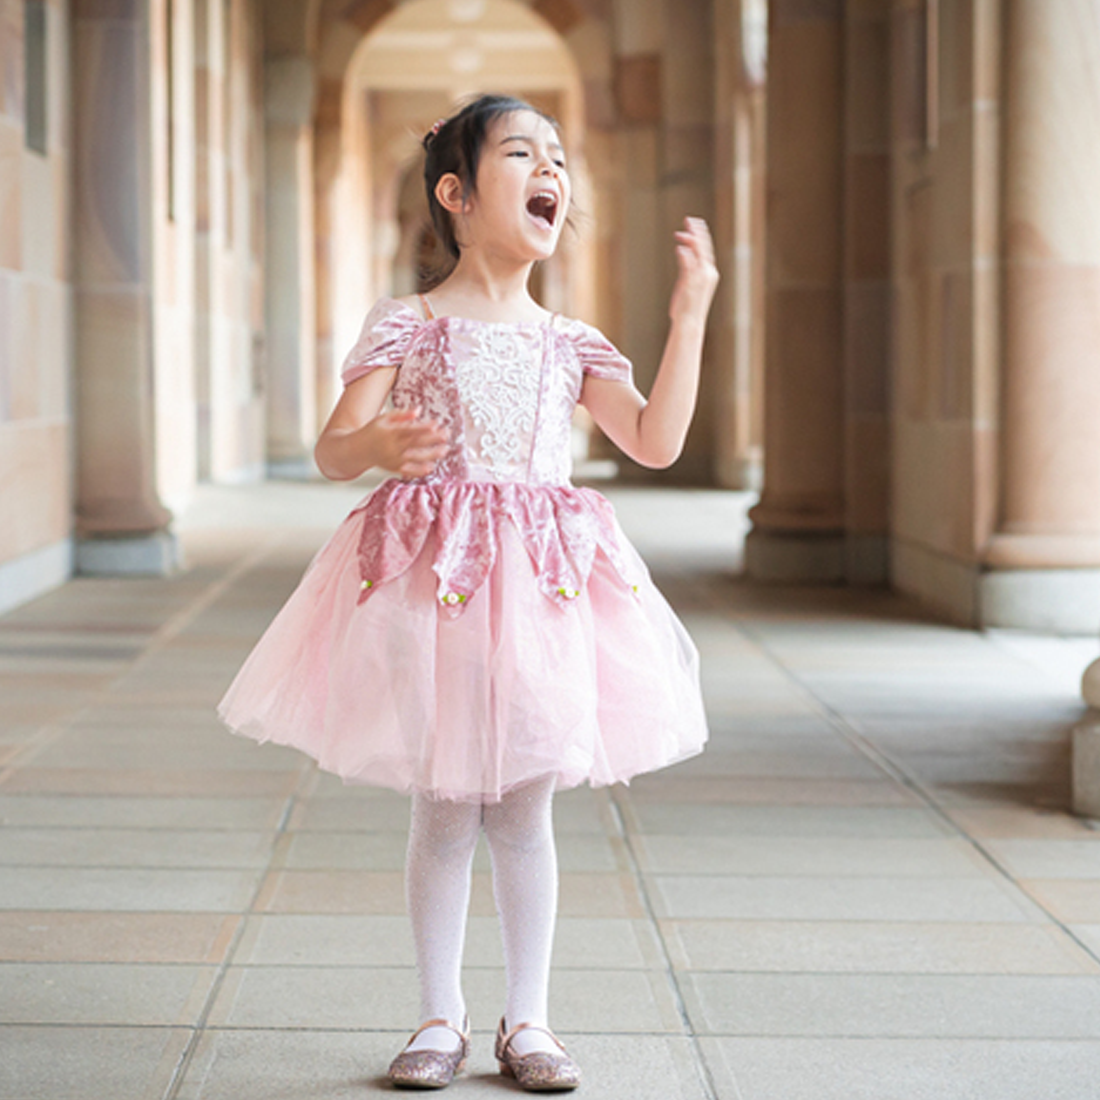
[218,480,707,803]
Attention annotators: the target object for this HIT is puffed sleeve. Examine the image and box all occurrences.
[565,319,634,384]
[340,299,423,387]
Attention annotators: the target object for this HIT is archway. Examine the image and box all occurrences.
[317,0,592,408]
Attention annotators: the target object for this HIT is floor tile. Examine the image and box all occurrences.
[625,775,916,806]
[661,919,1100,975]
[233,913,661,971]
[0,795,290,829]
[0,1026,192,1100]
[254,868,407,915]
[274,831,409,871]
[704,1037,1100,1100]
[275,830,624,874]
[26,728,303,772]
[0,867,264,911]
[1071,925,1100,960]
[619,801,953,838]
[664,745,884,780]
[648,875,1045,923]
[289,782,613,834]
[1019,880,1100,923]
[0,912,239,963]
[255,869,645,919]
[0,962,219,1026]
[1,767,300,797]
[946,805,1098,840]
[0,828,276,869]
[983,840,1100,880]
[683,972,1100,1038]
[207,965,681,1033]
[176,1029,708,1100]
[634,836,986,877]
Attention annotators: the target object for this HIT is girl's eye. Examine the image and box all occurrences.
[508,151,529,158]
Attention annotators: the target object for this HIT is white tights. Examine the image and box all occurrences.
[404,775,559,1056]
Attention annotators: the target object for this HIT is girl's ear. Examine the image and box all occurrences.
[434,173,468,215]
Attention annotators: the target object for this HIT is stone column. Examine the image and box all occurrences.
[1000,0,1100,812]
[72,0,179,575]
[713,0,766,491]
[193,0,219,480]
[264,54,317,476]
[746,0,845,580]
[842,0,892,583]
[312,78,342,434]
[983,0,1100,632]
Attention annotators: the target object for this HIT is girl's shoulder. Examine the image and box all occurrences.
[389,294,430,321]
[340,296,431,387]
[554,316,633,383]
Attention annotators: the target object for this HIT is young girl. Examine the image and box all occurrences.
[219,94,717,1090]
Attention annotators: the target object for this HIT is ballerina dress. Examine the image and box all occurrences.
[218,297,708,803]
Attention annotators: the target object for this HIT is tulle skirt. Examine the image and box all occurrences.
[217,487,708,803]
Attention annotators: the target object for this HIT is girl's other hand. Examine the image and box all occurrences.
[669,217,719,325]
[373,407,449,478]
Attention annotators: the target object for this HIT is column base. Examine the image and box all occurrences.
[892,539,1100,632]
[846,534,889,586]
[980,569,1100,632]
[76,531,183,577]
[714,455,764,493]
[745,528,845,582]
[1084,659,1100,708]
[745,528,888,585]
[267,456,319,481]
[1072,711,1100,819]
[0,540,74,616]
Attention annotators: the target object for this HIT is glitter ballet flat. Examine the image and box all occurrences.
[387,1017,470,1089]
[495,1017,581,1092]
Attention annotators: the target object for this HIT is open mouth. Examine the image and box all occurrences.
[526,191,559,231]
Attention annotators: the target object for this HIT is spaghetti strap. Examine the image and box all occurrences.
[418,294,436,321]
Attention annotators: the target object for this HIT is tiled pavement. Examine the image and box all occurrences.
[2,481,1100,1099]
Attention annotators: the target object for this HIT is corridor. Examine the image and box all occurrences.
[1,483,1100,1099]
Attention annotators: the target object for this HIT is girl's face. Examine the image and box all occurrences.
[452,110,571,265]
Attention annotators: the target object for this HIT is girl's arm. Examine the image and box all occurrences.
[581,217,719,469]
[314,367,449,481]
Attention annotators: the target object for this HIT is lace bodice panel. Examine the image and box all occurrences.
[340,298,633,486]
[398,319,572,484]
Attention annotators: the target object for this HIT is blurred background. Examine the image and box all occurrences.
[2,0,1099,637]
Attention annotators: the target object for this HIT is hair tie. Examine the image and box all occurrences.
[429,118,446,137]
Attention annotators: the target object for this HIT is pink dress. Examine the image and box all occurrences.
[218,298,707,802]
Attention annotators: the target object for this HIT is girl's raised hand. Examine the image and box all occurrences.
[669,217,719,325]
[371,407,449,479]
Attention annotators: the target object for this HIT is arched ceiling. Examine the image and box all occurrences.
[348,0,577,93]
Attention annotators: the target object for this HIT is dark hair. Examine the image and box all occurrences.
[422,94,560,266]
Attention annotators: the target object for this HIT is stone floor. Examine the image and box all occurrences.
[2,481,1100,1099]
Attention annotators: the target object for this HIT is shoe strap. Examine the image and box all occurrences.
[407,1016,470,1046]
[500,1019,566,1057]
